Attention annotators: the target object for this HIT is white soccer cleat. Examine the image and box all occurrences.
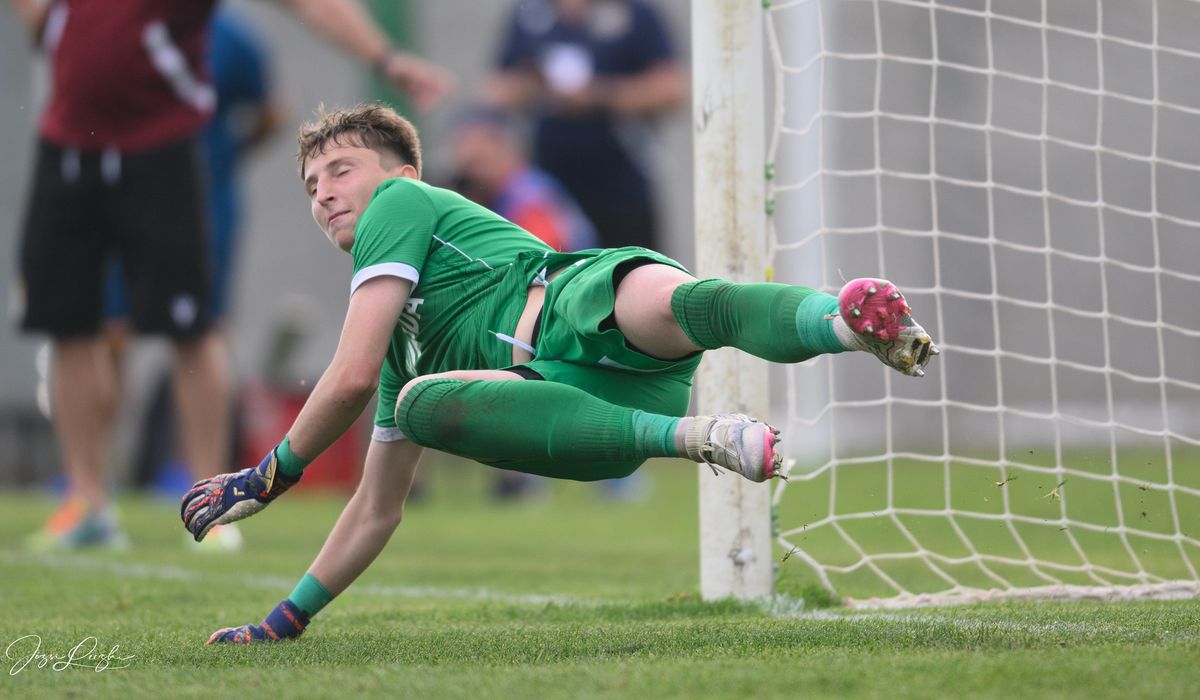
[685,414,783,482]
[832,278,940,377]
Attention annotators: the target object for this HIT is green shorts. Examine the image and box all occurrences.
[372,246,703,440]
[515,246,703,417]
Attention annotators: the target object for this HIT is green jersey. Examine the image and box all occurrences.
[351,178,554,431]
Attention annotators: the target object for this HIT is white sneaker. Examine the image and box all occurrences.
[831,278,940,377]
[684,414,783,482]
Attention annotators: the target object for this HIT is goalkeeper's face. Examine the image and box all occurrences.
[304,143,415,252]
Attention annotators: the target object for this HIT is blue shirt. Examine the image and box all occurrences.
[492,167,599,252]
[200,8,271,316]
[202,8,270,252]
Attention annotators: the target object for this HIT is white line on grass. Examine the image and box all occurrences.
[793,608,1112,636]
[0,551,595,606]
[0,551,1173,641]
[762,598,1142,638]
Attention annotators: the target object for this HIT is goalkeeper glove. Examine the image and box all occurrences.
[181,448,299,542]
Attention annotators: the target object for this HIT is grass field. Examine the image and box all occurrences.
[2,459,1198,699]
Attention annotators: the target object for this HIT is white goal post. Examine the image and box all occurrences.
[693,0,775,600]
[694,0,1200,606]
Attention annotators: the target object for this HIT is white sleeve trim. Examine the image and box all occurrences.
[372,425,408,442]
[351,263,420,296]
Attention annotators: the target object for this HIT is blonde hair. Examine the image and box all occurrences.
[296,102,422,179]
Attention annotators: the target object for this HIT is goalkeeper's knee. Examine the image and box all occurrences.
[394,377,466,451]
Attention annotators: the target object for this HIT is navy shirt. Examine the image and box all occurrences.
[495,0,676,215]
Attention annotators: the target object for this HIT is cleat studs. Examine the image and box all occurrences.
[930,345,941,355]
[866,285,878,296]
[915,368,925,377]
[863,324,874,334]
[850,307,862,318]
[889,291,902,300]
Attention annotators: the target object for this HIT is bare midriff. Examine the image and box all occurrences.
[510,267,566,364]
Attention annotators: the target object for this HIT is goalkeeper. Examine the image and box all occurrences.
[182,103,938,644]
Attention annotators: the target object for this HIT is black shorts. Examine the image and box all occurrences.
[18,137,213,339]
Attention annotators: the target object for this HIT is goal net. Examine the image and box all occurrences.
[743,0,1200,607]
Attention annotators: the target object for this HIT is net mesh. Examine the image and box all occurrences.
[765,0,1200,606]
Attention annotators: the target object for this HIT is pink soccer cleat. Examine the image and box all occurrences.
[685,414,783,482]
[835,278,940,377]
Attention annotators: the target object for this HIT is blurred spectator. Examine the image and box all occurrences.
[12,0,453,550]
[106,6,283,522]
[486,0,685,252]
[450,107,598,253]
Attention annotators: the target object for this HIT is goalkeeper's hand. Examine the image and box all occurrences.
[207,599,309,645]
[180,448,299,542]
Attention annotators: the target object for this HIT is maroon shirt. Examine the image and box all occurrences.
[40,0,219,152]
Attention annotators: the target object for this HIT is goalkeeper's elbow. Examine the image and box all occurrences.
[331,367,379,403]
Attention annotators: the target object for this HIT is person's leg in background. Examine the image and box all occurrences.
[20,142,128,548]
[37,336,127,547]
[171,331,232,491]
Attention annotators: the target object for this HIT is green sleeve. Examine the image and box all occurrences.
[351,179,438,286]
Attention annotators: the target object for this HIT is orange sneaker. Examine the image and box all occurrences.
[27,500,128,550]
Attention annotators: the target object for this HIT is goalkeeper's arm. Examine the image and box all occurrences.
[182,276,411,540]
[207,438,422,643]
[282,275,412,466]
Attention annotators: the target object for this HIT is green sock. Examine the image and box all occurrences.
[274,435,310,478]
[397,378,681,480]
[670,279,845,362]
[288,572,333,617]
[632,410,680,457]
